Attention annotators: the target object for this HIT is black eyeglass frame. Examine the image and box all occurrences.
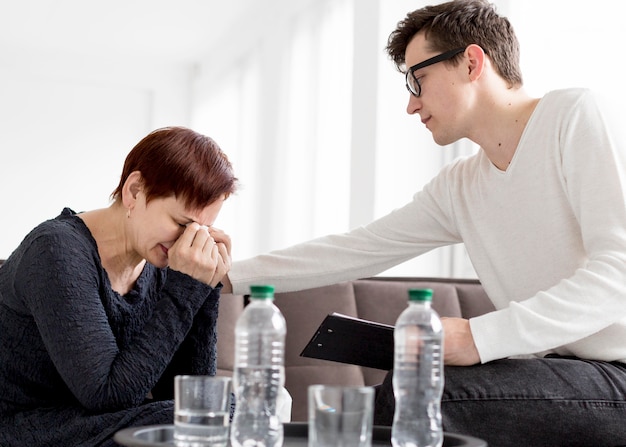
[405,47,466,97]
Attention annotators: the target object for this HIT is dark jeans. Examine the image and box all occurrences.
[374,356,626,447]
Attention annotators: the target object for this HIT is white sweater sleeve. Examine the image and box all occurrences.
[229,178,463,295]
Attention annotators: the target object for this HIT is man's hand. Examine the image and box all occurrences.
[441,317,481,366]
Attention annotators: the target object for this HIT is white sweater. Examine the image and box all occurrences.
[229,89,626,364]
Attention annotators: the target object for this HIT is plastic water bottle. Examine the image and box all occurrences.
[391,288,444,447]
[230,285,286,447]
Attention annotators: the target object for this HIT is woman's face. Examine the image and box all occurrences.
[129,192,224,268]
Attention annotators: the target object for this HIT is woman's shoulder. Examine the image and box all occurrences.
[33,208,90,240]
[13,208,99,266]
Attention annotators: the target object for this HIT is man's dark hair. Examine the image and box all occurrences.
[386,0,523,88]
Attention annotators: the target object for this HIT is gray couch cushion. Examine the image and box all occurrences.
[354,280,464,325]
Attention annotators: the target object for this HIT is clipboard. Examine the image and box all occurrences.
[299,312,394,370]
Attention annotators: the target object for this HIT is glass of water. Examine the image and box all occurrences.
[308,385,374,447]
[174,375,232,447]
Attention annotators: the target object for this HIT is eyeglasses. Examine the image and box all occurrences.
[405,47,465,97]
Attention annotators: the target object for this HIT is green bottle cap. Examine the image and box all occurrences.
[408,288,433,302]
[249,284,275,299]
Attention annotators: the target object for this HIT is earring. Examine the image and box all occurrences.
[127,208,131,219]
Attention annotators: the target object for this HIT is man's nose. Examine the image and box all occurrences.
[406,94,421,115]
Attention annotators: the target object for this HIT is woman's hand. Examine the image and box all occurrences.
[167,224,231,288]
[441,317,481,366]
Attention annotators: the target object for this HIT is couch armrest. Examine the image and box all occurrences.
[215,293,244,377]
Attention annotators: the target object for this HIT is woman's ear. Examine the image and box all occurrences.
[465,44,486,82]
[121,171,143,209]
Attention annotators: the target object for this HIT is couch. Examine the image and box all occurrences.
[216,277,495,421]
[0,259,493,422]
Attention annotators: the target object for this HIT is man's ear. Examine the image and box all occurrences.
[122,171,143,209]
[465,44,486,82]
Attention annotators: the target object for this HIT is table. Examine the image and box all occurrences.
[114,422,487,446]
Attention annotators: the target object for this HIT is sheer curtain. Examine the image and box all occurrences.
[191,0,354,261]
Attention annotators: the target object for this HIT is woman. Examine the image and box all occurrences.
[0,126,237,446]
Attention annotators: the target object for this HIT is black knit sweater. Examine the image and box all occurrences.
[0,208,220,446]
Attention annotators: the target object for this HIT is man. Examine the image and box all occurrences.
[223,1,626,445]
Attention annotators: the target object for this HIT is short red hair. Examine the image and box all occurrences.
[111,127,238,210]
